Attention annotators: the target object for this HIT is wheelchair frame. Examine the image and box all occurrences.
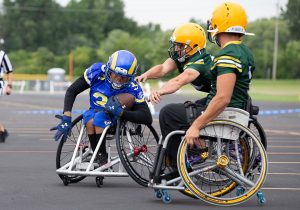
[145,108,268,205]
[56,125,128,177]
[55,115,133,187]
[56,115,159,187]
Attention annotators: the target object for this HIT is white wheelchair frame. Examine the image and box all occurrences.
[56,125,128,178]
[56,116,156,187]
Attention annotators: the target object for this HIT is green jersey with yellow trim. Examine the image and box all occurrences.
[174,49,212,93]
[206,41,255,108]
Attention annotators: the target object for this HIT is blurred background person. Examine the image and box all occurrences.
[0,50,13,143]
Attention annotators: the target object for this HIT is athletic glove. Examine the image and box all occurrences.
[105,96,124,117]
[50,115,72,141]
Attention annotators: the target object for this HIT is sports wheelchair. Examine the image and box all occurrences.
[117,106,268,205]
[55,114,159,187]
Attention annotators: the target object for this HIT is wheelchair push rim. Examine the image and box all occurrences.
[178,120,268,206]
[116,120,159,187]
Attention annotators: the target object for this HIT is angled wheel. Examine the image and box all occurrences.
[56,114,88,184]
[178,120,268,206]
[116,120,159,187]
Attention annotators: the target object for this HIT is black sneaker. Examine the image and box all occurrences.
[0,133,4,143]
[97,153,108,166]
[0,129,8,143]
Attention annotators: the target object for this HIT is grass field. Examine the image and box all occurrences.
[147,79,300,103]
[249,80,300,102]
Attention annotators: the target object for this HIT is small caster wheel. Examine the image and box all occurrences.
[96,176,104,187]
[154,189,162,200]
[162,189,172,204]
[162,194,172,204]
[257,191,266,205]
[62,176,70,186]
[236,186,245,196]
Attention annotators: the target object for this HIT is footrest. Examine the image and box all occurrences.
[76,162,98,170]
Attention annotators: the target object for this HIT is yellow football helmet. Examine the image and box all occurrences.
[168,23,206,62]
[207,2,254,44]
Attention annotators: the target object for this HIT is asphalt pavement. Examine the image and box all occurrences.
[0,92,299,210]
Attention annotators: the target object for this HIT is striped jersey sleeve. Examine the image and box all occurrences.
[183,59,205,69]
[212,55,242,73]
[83,62,105,86]
[0,51,13,75]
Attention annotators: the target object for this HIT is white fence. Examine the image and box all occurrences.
[8,80,71,94]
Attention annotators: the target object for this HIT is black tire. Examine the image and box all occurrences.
[56,114,87,184]
[249,119,267,150]
[116,120,159,187]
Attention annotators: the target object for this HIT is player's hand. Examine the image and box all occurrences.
[149,90,161,104]
[185,123,202,148]
[135,74,148,83]
[50,115,72,141]
[105,96,124,117]
[5,85,12,95]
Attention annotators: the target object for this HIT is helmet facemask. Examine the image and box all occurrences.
[207,20,221,47]
[168,41,193,63]
[105,66,133,90]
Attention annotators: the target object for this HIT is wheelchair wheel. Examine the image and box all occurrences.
[178,120,268,206]
[249,119,267,150]
[116,120,159,187]
[56,114,87,184]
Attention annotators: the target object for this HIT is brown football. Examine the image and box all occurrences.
[116,93,135,110]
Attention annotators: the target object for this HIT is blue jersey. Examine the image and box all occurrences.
[84,62,145,110]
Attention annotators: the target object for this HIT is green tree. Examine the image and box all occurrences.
[244,18,290,79]
[279,40,300,78]
[284,0,300,40]
[0,0,65,52]
[72,46,97,75]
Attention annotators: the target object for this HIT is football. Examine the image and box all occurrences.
[115,93,135,110]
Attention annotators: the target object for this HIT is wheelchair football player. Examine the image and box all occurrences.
[117,104,268,205]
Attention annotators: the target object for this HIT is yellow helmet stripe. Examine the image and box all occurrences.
[214,56,241,63]
[111,51,118,69]
[128,57,137,75]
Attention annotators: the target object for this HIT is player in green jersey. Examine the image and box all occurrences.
[136,23,212,104]
[185,1,256,147]
[136,23,213,167]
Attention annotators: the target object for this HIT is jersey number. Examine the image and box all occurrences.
[93,92,108,106]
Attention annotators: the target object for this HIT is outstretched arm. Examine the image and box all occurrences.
[136,58,177,82]
[149,68,200,104]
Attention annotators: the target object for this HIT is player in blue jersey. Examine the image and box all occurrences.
[51,50,152,165]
